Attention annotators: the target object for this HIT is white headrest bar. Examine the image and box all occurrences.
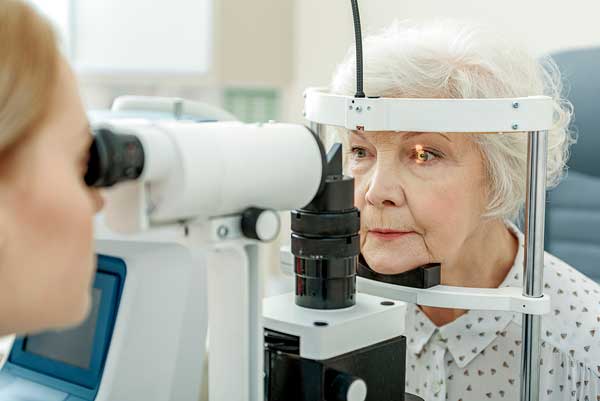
[304,87,554,133]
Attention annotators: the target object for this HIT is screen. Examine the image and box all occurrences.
[24,289,102,369]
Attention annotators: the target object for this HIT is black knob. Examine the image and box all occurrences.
[326,370,367,401]
[241,208,281,242]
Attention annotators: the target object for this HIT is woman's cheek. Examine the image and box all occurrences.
[405,177,462,227]
[353,176,366,206]
[352,175,369,249]
[404,158,447,180]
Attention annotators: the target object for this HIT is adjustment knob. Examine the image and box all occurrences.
[326,371,367,401]
[241,208,281,242]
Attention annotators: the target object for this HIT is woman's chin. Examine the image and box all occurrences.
[363,253,424,275]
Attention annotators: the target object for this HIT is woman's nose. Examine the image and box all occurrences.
[364,168,406,208]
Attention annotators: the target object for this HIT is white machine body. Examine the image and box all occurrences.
[263,293,406,361]
[0,233,208,401]
[92,100,327,401]
[100,120,324,232]
[93,239,207,401]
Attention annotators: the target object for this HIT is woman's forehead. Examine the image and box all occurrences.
[350,130,454,143]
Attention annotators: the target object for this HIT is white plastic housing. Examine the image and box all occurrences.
[94,239,208,401]
[100,120,324,232]
[304,87,554,132]
[98,119,178,182]
[112,96,238,122]
[263,293,406,361]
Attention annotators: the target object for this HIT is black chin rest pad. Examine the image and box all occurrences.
[357,255,440,288]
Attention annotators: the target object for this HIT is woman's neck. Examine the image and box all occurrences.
[420,219,519,327]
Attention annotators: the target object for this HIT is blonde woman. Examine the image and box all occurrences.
[0,0,103,338]
[331,20,600,401]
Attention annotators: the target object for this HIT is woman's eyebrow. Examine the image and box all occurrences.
[403,132,452,142]
[350,130,369,141]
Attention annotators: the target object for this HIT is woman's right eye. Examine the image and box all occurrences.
[351,147,369,159]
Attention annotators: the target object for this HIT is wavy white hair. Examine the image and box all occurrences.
[330,19,575,222]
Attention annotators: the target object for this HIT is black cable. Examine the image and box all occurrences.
[350,0,365,98]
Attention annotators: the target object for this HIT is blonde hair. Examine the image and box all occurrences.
[330,19,575,221]
[0,0,59,154]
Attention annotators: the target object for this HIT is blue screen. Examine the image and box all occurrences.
[24,289,102,369]
[8,256,125,392]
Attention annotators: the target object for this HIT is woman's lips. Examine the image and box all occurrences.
[368,229,415,240]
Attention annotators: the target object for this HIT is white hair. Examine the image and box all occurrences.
[330,19,574,222]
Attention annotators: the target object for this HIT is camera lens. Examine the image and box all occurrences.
[85,127,145,188]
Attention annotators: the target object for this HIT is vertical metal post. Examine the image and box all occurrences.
[207,240,264,401]
[310,122,326,145]
[246,243,264,401]
[520,130,548,401]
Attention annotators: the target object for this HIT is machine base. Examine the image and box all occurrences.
[264,329,410,401]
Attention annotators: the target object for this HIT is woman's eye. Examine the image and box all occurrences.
[413,146,440,164]
[351,147,369,159]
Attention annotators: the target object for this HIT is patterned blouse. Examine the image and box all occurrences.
[404,223,600,401]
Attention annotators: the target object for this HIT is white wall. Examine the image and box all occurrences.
[73,0,212,74]
[285,0,600,122]
[71,0,293,114]
[75,0,600,120]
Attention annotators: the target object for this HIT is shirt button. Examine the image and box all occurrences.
[433,380,443,393]
[433,331,447,346]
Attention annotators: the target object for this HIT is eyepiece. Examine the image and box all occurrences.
[85,127,145,188]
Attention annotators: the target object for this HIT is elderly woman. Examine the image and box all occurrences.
[330,20,600,400]
[0,0,103,338]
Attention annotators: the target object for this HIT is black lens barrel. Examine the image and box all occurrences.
[292,143,360,310]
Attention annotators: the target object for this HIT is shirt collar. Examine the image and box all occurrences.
[405,221,525,368]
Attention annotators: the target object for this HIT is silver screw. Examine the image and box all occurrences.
[367,106,371,111]
[217,225,229,238]
[512,123,519,130]
[355,106,362,113]
[512,102,519,109]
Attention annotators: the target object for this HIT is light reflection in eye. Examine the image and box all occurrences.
[415,144,428,163]
[414,144,436,164]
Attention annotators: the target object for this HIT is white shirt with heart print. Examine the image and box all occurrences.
[404,223,600,401]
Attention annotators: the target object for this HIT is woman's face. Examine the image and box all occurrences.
[349,130,488,274]
[0,59,103,335]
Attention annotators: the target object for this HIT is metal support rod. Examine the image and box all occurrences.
[310,122,326,145]
[520,130,548,401]
[207,241,264,401]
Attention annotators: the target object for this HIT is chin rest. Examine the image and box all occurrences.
[357,255,441,288]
